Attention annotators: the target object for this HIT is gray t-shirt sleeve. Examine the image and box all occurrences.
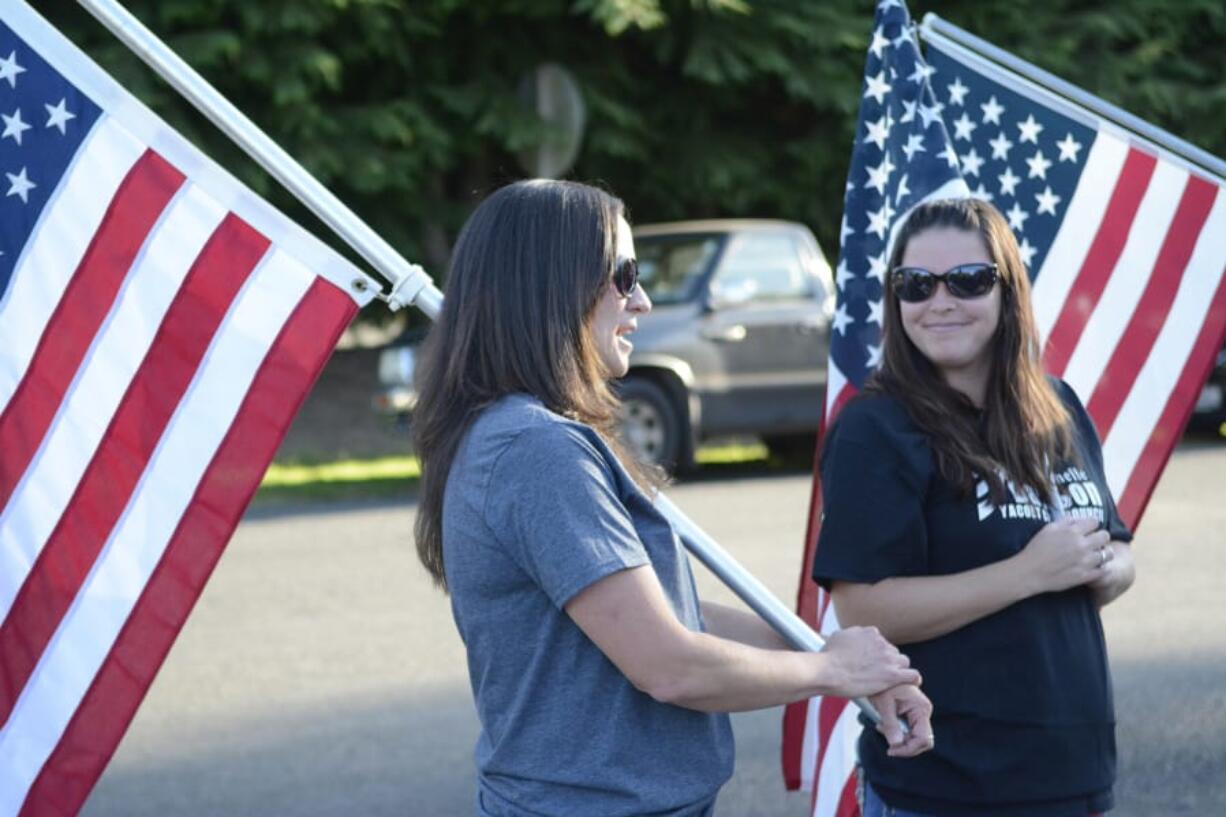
[484,424,651,609]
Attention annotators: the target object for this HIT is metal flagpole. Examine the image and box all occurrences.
[74,0,883,725]
[74,0,443,316]
[920,13,1226,184]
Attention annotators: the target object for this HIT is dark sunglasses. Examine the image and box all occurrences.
[612,257,640,298]
[890,262,999,303]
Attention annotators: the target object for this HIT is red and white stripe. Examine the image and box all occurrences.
[0,10,376,813]
[1038,135,1226,519]
[785,129,1226,816]
[0,119,363,816]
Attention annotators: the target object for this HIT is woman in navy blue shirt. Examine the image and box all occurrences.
[813,198,1135,817]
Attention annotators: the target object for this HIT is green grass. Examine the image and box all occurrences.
[255,456,420,505]
[694,442,769,465]
[254,442,774,505]
[263,456,421,486]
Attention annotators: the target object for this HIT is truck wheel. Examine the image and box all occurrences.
[617,377,683,471]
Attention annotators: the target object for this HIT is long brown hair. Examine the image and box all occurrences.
[412,179,657,590]
[867,197,1075,502]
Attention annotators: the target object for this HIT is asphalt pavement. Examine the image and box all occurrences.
[82,440,1226,816]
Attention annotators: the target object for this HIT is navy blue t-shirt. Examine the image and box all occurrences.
[812,380,1131,817]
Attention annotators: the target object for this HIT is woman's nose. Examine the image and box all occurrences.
[927,280,958,309]
[629,283,652,314]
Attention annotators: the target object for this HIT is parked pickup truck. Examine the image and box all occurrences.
[373,219,836,471]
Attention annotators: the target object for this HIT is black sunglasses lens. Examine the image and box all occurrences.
[614,259,639,297]
[946,264,997,297]
[893,268,936,302]
[892,264,997,301]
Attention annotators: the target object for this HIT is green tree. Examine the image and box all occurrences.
[38,0,1226,325]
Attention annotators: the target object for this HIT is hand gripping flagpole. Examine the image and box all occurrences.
[75,0,884,725]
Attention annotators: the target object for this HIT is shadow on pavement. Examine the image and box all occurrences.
[83,653,1226,817]
[244,491,420,523]
[677,459,813,485]
[85,686,479,817]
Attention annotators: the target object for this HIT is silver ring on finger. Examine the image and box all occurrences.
[1097,547,1107,568]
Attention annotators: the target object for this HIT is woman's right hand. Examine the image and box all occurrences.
[820,626,921,698]
[1015,517,1111,595]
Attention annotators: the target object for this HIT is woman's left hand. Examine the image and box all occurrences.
[1086,541,1135,608]
[869,683,935,758]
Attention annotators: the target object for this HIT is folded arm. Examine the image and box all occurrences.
[1088,541,1135,608]
[832,557,1033,645]
[832,517,1119,645]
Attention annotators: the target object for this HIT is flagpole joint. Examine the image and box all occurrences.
[376,263,444,317]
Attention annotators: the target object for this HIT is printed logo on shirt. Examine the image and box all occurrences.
[975,473,1048,523]
[1051,465,1107,523]
[974,465,1107,525]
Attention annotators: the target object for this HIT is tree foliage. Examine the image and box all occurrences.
[39,0,1226,322]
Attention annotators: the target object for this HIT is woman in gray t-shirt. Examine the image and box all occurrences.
[411,179,934,817]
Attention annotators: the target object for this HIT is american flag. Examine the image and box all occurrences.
[782,1,1226,814]
[0,4,375,814]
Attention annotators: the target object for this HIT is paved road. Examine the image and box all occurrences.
[83,441,1226,816]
